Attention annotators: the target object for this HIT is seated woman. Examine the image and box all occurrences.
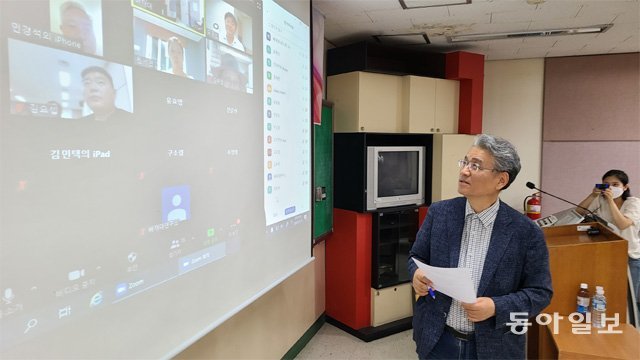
[577,169,640,314]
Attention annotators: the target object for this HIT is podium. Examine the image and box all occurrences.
[539,320,640,359]
[529,222,633,359]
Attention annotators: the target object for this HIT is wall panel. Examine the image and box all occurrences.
[543,53,640,141]
[542,53,640,216]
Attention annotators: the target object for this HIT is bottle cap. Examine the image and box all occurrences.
[580,283,588,289]
[596,286,604,294]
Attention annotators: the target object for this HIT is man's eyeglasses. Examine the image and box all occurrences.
[457,159,498,172]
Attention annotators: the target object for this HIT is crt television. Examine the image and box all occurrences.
[366,146,425,211]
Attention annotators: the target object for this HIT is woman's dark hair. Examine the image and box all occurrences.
[602,169,631,200]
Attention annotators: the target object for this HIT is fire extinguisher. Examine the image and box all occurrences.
[525,193,542,220]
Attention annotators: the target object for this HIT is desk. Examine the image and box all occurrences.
[539,319,640,359]
[528,223,630,359]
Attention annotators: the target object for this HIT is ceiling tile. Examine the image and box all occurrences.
[484,38,526,50]
[484,48,519,60]
[314,0,639,60]
[326,12,374,26]
[462,21,533,34]
[579,0,639,19]
[514,47,552,59]
[491,9,538,24]
[367,8,416,22]
[396,5,451,21]
[610,8,640,24]
[531,1,583,20]
[551,37,593,51]
[520,36,561,48]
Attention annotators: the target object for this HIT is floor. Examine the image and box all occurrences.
[295,322,418,360]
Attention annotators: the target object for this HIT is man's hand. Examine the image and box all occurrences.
[462,297,495,322]
[412,269,433,297]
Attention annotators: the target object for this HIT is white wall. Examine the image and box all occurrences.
[483,59,545,212]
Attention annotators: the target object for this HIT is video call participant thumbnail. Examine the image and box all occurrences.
[205,1,253,55]
[166,36,193,79]
[81,66,130,121]
[58,0,98,55]
[223,12,244,52]
[208,52,247,92]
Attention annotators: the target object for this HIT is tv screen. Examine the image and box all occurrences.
[0,0,311,358]
[367,145,424,211]
[377,150,420,197]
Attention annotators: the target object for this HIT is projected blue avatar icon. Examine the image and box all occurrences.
[162,185,191,223]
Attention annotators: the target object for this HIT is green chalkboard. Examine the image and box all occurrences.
[313,102,333,240]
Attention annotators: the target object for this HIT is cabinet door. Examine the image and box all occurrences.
[401,75,436,133]
[434,79,459,133]
[327,72,361,132]
[372,208,419,289]
[327,72,401,133]
[358,72,402,133]
[370,283,413,327]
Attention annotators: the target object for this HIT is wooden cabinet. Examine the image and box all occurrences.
[326,208,414,341]
[401,76,459,134]
[327,71,459,134]
[401,76,435,133]
[529,223,631,359]
[543,223,628,318]
[327,71,402,133]
[370,283,413,327]
[434,78,459,132]
[539,320,640,359]
[371,208,419,289]
[431,134,475,201]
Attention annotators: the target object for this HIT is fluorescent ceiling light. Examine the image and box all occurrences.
[400,0,470,9]
[373,33,430,45]
[448,24,612,42]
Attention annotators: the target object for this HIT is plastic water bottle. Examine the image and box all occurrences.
[576,283,590,319]
[591,286,606,328]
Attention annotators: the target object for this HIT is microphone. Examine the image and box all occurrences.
[525,182,609,226]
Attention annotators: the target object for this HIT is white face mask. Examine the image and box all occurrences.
[610,186,624,199]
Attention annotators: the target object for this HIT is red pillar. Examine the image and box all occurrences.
[418,206,429,227]
[445,51,485,135]
[325,209,372,329]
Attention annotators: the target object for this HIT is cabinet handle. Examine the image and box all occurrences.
[430,128,434,132]
[436,128,440,132]
[360,126,365,131]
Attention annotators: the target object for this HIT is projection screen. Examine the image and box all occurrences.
[0,0,312,358]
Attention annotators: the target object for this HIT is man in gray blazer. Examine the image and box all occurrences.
[408,134,552,359]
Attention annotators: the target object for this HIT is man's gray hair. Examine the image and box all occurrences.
[473,134,521,190]
[60,1,90,17]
